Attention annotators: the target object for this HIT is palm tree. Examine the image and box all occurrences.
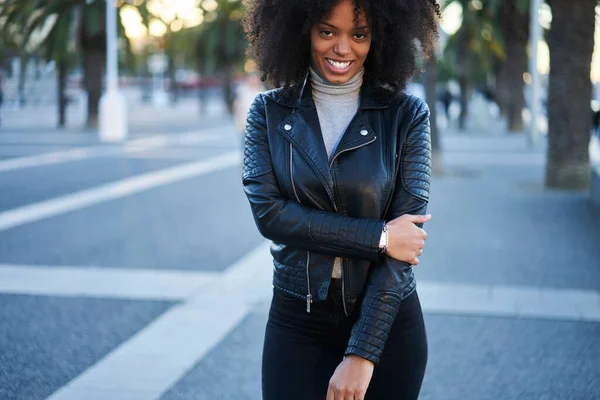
[40,9,79,127]
[495,0,529,132]
[443,0,504,130]
[1,0,133,128]
[443,0,528,132]
[544,0,598,189]
[197,0,247,114]
[0,0,39,107]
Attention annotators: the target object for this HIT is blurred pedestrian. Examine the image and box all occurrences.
[242,1,439,399]
[439,86,453,123]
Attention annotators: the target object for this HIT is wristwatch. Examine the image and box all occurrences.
[378,223,388,254]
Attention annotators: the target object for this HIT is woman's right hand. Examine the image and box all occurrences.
[385,214,431,265]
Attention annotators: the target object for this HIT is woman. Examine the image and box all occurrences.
[242,0,440,399]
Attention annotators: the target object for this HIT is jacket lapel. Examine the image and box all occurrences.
[277,108,336,205]
[329,111,377,167]
[273,75,391,207]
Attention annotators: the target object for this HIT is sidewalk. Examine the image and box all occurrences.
[159,129,600,399]
[0,95,230,137]
[129,132,600,400]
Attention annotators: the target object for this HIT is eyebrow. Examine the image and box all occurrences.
[317,21,370,30]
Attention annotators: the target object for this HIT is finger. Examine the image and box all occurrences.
[400,213,431,224]
[421,229,428,240]
[411,257,419,265]
[343,391,354,400]
[326,386,335,400]
[418,248,423,255]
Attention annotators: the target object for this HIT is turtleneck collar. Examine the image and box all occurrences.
[310,65,364,104]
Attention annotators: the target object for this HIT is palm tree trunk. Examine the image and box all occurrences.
[545,0,596,190]
[455,4,471,132]
[57,60,68,127]
[83,48,105,128]
[497,0,529,133]
[424,58,442,173]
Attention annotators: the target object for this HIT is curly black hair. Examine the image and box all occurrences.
[243,0,440,93]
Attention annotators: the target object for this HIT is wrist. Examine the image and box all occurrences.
[378,223,388,253]
[345,354,375,368]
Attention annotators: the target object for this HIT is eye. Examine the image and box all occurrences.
[320,30,334,37]
[354,32,368,40]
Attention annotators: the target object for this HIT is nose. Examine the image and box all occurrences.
[334,36,351,56]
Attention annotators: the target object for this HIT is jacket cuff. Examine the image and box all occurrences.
[345,345,380,365]
[344,291,402,365]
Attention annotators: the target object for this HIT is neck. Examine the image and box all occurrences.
[309,66,364,103]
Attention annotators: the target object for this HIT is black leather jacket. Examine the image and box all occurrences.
[242,77,431,365]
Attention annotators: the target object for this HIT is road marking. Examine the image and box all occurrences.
[0,264,220,300]
[443,152,546,166]
[0,133,98,145]
[122,146,238,161]
[45,242,273,400]
[0,145,88,157]
[418,281,600,322]
[3,258,598,323]
[2,240,588,400]
[0,150,241,232]
[0,129,225,173]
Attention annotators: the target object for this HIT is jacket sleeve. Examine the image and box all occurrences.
[345,99,431,365]
[242,93,385,261]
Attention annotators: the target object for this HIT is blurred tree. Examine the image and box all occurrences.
[443,0,531,132]
[0,13,20,65]
[137,0,203,103]
[544,0,597,189]
[443,0,504,130]
[38,9,80,127]
[423,57,443,173]
[0,0,133,128]
[0,0,39,107]
[196,0,247,114]
[494,0,529,132]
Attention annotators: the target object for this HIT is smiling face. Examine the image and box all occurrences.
[310,0,372,84]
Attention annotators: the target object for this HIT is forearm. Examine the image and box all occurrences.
[243,174,385,261]
[345,199,428,364]
[346,99,432,364]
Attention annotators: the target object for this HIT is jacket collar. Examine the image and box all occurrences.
[273,72,390,110]
[274,72,384,209]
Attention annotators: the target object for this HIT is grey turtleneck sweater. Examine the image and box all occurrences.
[310,66,364,279]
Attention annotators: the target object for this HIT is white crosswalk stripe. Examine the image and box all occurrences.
[0,151,241,232]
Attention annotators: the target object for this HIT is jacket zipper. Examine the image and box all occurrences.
[329,136,377,316]
[291,143,313,313]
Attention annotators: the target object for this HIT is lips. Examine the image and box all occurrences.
[325,58,354,74]
[326,58,352,71]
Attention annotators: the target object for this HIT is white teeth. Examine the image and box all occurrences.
[327,59,351,70]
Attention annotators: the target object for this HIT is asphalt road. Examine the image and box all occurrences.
[0,105,598,400]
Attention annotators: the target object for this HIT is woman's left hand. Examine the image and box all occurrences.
[326,355,375,400]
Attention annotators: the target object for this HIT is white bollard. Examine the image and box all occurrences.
[99,89,128,142]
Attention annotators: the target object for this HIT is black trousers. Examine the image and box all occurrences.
[262,279,428,399]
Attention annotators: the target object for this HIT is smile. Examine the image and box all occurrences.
[326,58,353,71]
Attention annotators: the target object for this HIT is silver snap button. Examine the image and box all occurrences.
[284,124,292,131]
[360,129,368,136]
